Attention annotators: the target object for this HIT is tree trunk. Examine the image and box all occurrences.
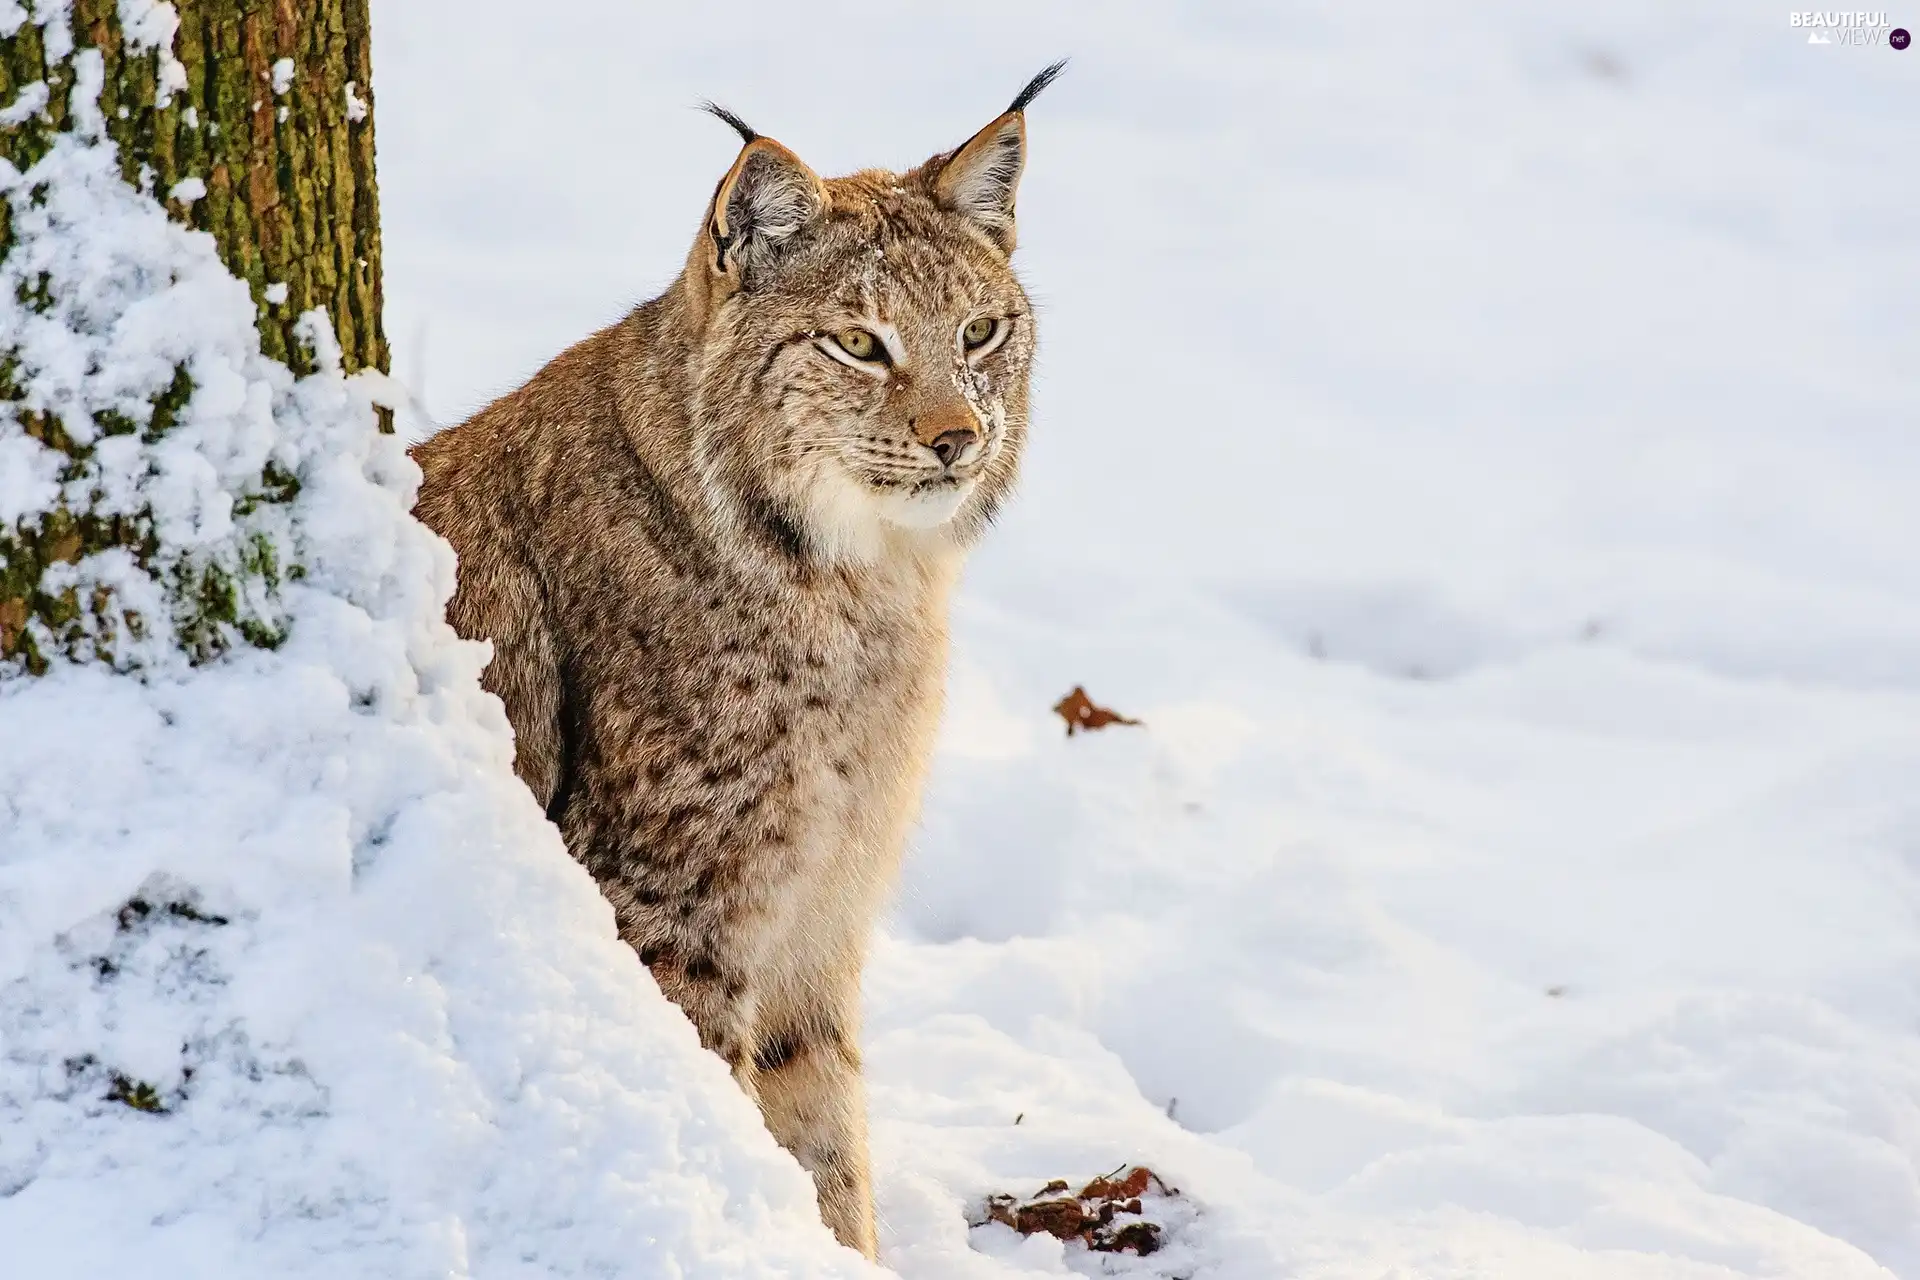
[0,0,386,375]
[0,0,384,674]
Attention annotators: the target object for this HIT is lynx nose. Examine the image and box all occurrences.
[928,428,978,468]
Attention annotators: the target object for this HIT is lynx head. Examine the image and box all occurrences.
[677,64,1064,566]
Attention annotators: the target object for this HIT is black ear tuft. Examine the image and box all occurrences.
[1007,59,1069,114]
[700,100,759,144]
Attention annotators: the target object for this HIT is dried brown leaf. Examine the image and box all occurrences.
[1052,685,1141,736]
[1015,1197,1089,1240]
[980,1164,1178,1256]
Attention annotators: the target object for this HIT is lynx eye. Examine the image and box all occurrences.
[833,328,883,362]
[961,316,999,350]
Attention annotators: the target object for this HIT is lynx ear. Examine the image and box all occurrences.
[706,132,827,291]
[935,114,1027,248]
[933,61,1065,252]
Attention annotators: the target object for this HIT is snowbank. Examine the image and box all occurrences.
[0,11,872,1277]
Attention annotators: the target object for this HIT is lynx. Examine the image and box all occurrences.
[410,64,1062,1257]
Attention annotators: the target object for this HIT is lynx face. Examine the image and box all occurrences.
[685,108,1042,564]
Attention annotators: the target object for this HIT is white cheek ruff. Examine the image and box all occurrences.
[798,464,977,564]
[877,482,974,530]
[804,465,891,564]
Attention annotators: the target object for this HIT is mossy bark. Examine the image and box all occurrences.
[1,0,383,673]
[0,0,386,376]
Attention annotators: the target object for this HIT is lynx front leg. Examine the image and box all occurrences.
[629,928,760,1081]
[748,1006,877,1259]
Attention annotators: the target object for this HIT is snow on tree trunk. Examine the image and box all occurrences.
[0,0,385,373]
[1,0,384,674]
[0,5,875,1274]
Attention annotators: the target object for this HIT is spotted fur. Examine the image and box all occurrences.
[411,76,1057,1257]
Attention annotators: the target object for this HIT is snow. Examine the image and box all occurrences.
[0,79,47,127]
[371,1,1919,1277]
[117,0,186,106]
[0,13,875,1278]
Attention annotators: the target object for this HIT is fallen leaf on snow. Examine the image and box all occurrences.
[977,1165,1179,1256]
[1052,685,1142,736]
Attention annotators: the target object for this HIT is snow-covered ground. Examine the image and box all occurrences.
[377,2,1919,1276]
